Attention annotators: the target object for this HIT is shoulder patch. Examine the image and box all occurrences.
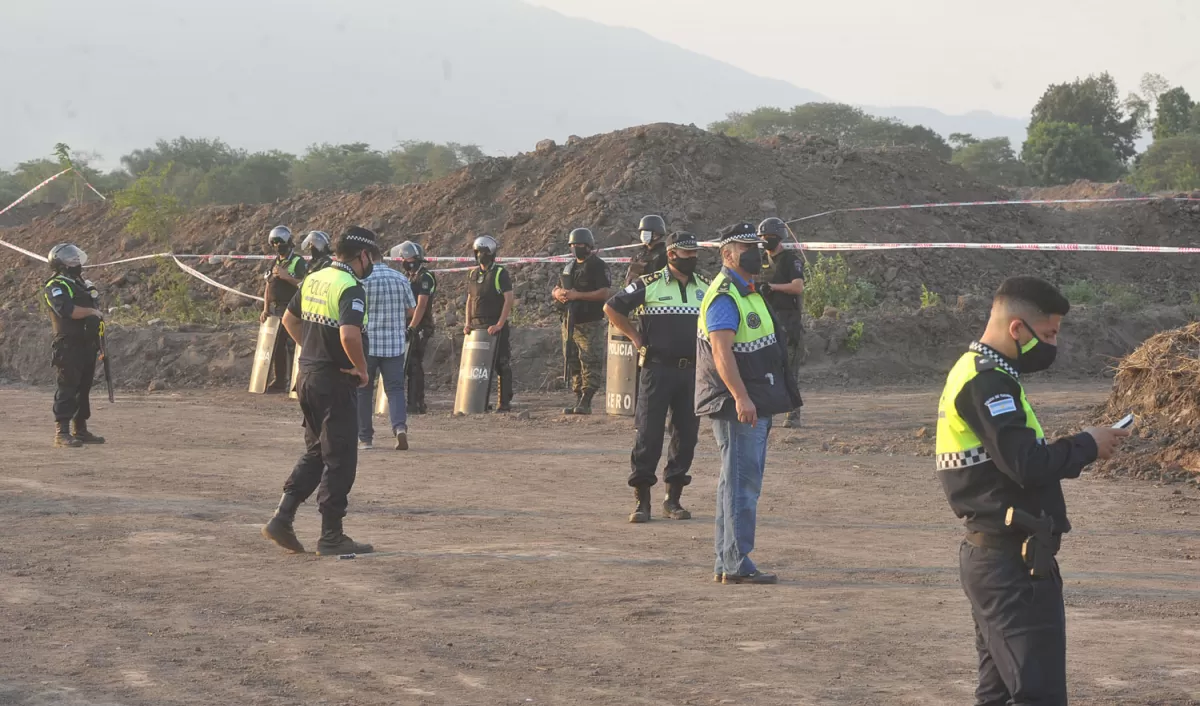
[715,279,732,294]
[974,354,999,373]
[746,312,762,329]
[624,283,638,294]
[50,287,64,297]
[984,394,1018,417]
[351,299,365,313]
[641,271,664,285]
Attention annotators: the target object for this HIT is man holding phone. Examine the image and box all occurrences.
[935,276,1129,706]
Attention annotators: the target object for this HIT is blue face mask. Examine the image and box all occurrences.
[1016,320,1057,374]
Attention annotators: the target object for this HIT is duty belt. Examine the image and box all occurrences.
[966,531,1060,555]
[644,354,695,368]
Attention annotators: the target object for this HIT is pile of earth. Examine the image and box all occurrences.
[1018,179,1147,205]
[3,122,1200,390]
[1092,322,1200,484]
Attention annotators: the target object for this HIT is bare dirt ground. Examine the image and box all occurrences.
[0,383,1197,706]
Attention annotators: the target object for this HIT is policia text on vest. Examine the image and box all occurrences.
[935,276,1129,704]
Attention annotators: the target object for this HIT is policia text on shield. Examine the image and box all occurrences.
[935,276,1129,706]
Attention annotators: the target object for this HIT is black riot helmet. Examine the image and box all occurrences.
[638,215,667,245]
[757,217,788,240]
[301,230,331,256]
[268,225,293,246]
[392,240,426,261]
[568,228,595,246]
[48,243,88,274]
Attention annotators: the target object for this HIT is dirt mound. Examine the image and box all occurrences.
[1094,323,1200,483]
[1019,179,1146,204]
[4,122,1200,390]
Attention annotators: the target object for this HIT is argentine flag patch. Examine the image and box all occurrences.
[351,299,365,313]
[985,394,1017,417]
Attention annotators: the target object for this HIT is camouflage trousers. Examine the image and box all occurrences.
[563,318,606,394]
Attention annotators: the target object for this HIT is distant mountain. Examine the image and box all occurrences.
[865,106,1028,148]
[0,0,823,168]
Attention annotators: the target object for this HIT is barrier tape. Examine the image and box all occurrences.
[171,255,264,303]
[784,195,1200,224]
[0,167,73,219]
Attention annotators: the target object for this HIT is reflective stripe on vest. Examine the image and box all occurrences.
[299,263,365,328]
[422,269,437,296]
[279,253,303,278]
[639,267,707,317]
[698,271,776,348]
[935,343,1043,471]
[44,275,75,308]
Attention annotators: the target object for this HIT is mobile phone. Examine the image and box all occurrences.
[1113,413,1135,430]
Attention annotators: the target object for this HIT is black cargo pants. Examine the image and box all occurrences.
[407,326,432,412]
[283,371,360,519]
[960,540,1067,706]
[266,302,293,391]
[52,339,97,424]
[628,361,699,488]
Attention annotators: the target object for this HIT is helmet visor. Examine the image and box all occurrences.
[55,245,88,267]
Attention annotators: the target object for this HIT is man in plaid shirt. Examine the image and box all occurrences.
[356,250,416,450]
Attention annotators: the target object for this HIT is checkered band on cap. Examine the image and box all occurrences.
[970,341,1019,378]
[344,234,377,247]
[717,222,763,246]
[936,446,992,471]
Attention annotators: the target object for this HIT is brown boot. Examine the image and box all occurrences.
[54,421,82,448]
[261,493,306,554]
[71,420,105,444]
[316,514,374,556]
[662,483,691,520]
[628,487,651,523]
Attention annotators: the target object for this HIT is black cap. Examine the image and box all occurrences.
[665,231,700,251]
[338,225,380,255]
[717,222,763,246]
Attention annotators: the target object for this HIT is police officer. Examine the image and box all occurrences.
[624,215,669,285]
[302,230,333,273]
[262,226,380,556]
[554,228,611,415]
[756,217,806,428]
[394,241,436,415]
[43,244,106,448]
[260,225,308,392]
[936,276,1129,704]
[606,232,707,522]
[463,235,515,412]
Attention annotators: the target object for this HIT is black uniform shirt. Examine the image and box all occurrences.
[287,262,366,373]
[939,343,1098,535]
[607,268,704,361]
[268,252,308,307]
[410,269,437,329]
[560,254,610,324]
[624,243,668,285]
[308,254,333,274]
[44,274,96,341]
[762,249,805,311]
[467,265,513,327]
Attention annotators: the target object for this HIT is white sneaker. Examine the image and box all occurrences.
[394,430,409,451]
[358,440,373,451]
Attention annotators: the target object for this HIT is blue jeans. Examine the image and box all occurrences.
[711,416,772,576]
[356,353,407,442]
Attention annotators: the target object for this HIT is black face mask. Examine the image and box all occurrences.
[737,247,763,273]
[476,251,495,267]
[572,245,591,260]
[763,236,782,251]
[358,253,375,280]
[402,260,421,273]
[65,265,84,280]
[275,243,291,257]
[670,256,697,276]
[1015,320,1057,374]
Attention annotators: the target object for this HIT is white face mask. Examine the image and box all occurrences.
[640,230,655,245]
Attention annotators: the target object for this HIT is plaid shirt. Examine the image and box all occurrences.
[362,263,416,358]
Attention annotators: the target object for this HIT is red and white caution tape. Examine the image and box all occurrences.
[783,241,1200,254]
[785,195,1200,224]
[171,255,264,302]
[0,167,73,219]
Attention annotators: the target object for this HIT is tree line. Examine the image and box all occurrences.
[0,138,487,209]
[710,73,1200,192]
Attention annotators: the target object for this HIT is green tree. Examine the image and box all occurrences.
[112,163,185,244]
[949,133,979,149]
[291,143,393,192]
[952,137,1028,186]
[1131,134,1200,192]
[121,137,243,176]
[1021,121,1123,185]
[1153,87,1195,140]
[1029,72,1139,162]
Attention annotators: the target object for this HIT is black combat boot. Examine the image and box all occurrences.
[262,493,306,553]
[629,487,651,523]
[563,391,582,415]
[316,514,375,556]
[663,483,691,520]
[71,420,105,444]
[573,389,595,415]
[783,410,802,429]
[54,421,82,448]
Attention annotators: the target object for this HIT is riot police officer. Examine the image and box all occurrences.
[554,228,611,414]
[43,244,106,448]
[463,235,515,412]
[936,276,1129,704]
[394,240,437,415]
[606,232,707,522]
[756,217,806,427]
[624,215,669,285]
[302,230,333,273]
[260,226,308,392]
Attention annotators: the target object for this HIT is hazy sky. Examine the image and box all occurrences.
[527,0,1198,117]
